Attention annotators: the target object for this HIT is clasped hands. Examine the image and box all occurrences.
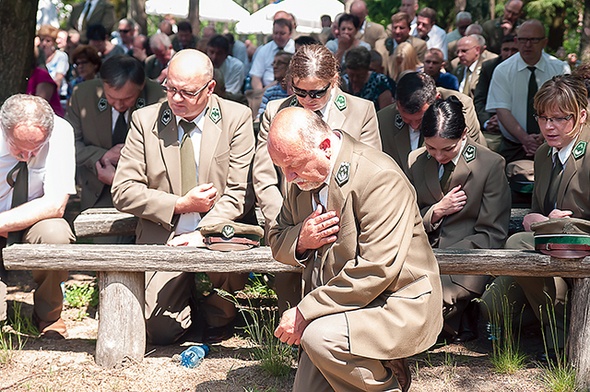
[96,144,124,185]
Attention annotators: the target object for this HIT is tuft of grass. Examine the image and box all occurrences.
[0,302,33,365]
[242,273,277,299]
[481,283,528,374]
[540,295,577,392]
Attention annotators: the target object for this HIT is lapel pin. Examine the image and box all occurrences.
[209,107,221,124]
[161,108,172,126]
[98,97,108,112]
[463,144,476,163]
[335,162,350,186]
[573,140,587,160]
[334,94,347,111]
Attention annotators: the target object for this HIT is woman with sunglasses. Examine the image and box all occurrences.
[254,44,381,313]
[482,75,590,360]
[407,96,511,343]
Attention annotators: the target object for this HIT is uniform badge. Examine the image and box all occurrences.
[209,107,221,124]
[221,225,235,239]
[334,95,347,111]
[136,97,146,109]
[161,108,172,126]
[463,144,476,162]
[97,98,108,112]
[335,162,350,186]
[394,113,404,129]
[573,141,587,159]
[289,96,299,107]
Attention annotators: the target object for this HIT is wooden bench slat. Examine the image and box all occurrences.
[4,245,590,278]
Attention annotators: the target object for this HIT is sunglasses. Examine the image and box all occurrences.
[119,29,131,34]
[292,83,331,99]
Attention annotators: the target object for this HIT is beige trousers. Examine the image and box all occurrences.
[144,271,247,345]
[0,218,74,323]
[295,312,401,392]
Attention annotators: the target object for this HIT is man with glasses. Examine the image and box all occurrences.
[67,55,163,215]
[112,49,255,345]
[486,19,570,163]
[0,95,76,339]
[112,18,136,55]
[482,0,524,55]
[453,35,484,99]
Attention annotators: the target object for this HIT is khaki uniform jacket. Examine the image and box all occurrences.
[268,132,443,359]
[253,88,381,226]
[112,96,255,244]
[532,125,590,218]
[408,138,511,293]
[67,0,116,40]
[356,21,387,49]
[68,79,165,211]
[377,88,486,176]
[454,58,484,99]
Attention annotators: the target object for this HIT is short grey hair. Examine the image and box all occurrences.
[471,34,486,48]
[1,94,54,139]
[149,32,171,51]
[456,11,472,23]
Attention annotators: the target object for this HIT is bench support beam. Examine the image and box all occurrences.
[569,278,590,390]
[95,271,145,368]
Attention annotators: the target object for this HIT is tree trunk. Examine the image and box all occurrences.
[0,0,38,104]
[546,5,567,52]
[128,0,147,36]
[581,0,590,62]
[189,0,200,37]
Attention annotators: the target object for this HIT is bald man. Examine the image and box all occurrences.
[350,0,387,48]
[112,49,255,345]
[453,35,484,99]
[269,107,442,391]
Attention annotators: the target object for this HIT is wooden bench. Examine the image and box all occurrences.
[3,245,590,390]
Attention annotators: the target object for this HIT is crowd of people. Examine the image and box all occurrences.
[0,0,586,390]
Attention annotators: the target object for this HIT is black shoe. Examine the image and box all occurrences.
[203,323,235,344]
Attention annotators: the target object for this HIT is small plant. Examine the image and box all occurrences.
[540,295,577,392]
[242,273,277,299]
[482,283,527,374]
[0,302,33,365]
[64,281,98,309]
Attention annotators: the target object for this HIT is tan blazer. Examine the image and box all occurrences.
[112,96,255,244]
[357,21,387,49]
[533,125,590,217]
[268,132,443,359]
[375,36,427,78]
[68,79,165,211]
[377,87,486,176]
[408,138,511,293]
[454,58,484,99]
[253,88,381,226]
[67,0,116,40]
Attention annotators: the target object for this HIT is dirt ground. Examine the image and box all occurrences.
[0,270,551,392]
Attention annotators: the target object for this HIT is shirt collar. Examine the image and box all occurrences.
[552,135,578,165]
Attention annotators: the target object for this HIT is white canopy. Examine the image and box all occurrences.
[145,0,250,23]
[235,0,344,35]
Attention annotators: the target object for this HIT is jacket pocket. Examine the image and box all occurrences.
[389,275,433,299]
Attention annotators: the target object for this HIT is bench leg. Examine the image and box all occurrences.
[95,271,145,368]
[569,278,590,389]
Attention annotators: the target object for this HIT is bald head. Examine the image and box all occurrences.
[350,1,368,24]
[457,35,481,67]
[516,19,547,66]
[169,49,213,82]
[268,108,333,190]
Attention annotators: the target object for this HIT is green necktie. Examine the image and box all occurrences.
[179,120,197,196]
[6,161,28,245]
[440,162,455,194]
[543,154,564,214]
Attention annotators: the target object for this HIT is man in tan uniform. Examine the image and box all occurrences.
[378,72,486,176]
[269,107,442,391]
[112,49,255,345]
[68,55,164,213]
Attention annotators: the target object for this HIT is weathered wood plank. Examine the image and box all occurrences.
[569,278,590,390]
[95,271,145,368]
[4,245,590,278]
[74,208,137,238]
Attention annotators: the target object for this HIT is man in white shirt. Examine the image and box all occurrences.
[413,7,448,60]
[486,19,570,163]
[249,18,295,91]
[0,95,76,338]
[206,35,246,95]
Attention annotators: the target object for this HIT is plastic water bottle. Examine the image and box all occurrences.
[174,345,210,368]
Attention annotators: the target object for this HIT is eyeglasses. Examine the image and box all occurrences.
[533,114,573,125]
[516,37,545,44]
[457,46,476,54]
[74,60,89,67]
[162,79,212,100]
[292,83,331,99]
[118,29,131,34]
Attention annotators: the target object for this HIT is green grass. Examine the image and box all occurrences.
[242,273,277,299]
[0,301,35,365]
[64,281,98,309]
[480,284,528,374]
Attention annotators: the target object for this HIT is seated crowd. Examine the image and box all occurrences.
[1,0,584,389]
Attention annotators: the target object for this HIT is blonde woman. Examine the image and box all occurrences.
[392,42,423,81]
